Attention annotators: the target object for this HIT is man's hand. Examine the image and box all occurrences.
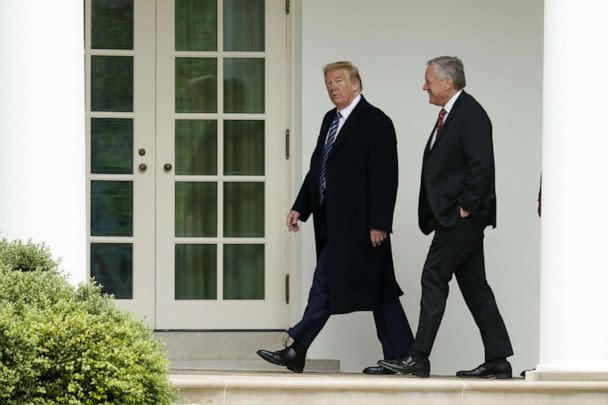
[286,210,301,232]
[370,228,387,247]
[459,207,471,218]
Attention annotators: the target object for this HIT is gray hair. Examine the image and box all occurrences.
[427,56,466,90]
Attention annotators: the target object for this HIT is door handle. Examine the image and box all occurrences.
[164,163,173,171]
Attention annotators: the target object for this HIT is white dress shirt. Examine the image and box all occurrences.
[325,94,361,145]
[430,89,462,149]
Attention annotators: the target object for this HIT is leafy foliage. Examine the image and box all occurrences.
[0,238,60,273]
[0,242,176,404]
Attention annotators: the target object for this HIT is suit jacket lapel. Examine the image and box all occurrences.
[428,90,466,151]
[438,90,466,135]
[424,126,435,157]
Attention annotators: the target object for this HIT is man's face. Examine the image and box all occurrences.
[423,65,452,106]
[325,68,359,109]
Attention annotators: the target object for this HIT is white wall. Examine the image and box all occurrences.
[297,0,543,374]
[538,0,608,373]
[0,2,86,285]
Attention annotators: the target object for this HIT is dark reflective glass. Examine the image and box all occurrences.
[223,244,264,299]
[91,118,133,174]
[91,56,133,112]
[175,0,217,51]
[175,182,217,237]
[176,120,217,175]
[223,0,264,52]
[224,182,264,237]
[175,244,217,299]
[91,243,133,299]
[91,0,134,50]
[91,180,133,236]
[224,58,264,113]
[224,120,264,175]
[176,57,217,113]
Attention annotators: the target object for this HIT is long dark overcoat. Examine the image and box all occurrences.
[292,95,403,314]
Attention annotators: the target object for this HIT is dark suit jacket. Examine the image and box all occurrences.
[292,95,403,314]
[418,90,497,235]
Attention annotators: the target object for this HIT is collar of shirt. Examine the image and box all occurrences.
[327,93,361,143]
[430,89,463,149]
[442,89,462,117]
[337,93,361,122]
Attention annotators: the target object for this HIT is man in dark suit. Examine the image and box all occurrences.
[379,56,513,378]
[257,61,414,374]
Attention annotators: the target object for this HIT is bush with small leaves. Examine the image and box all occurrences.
[0,258,176,404]
[0,238,60,273]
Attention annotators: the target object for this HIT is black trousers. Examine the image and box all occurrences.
[412,216,513,360]
[287,247,414,360]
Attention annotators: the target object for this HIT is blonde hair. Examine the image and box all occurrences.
[323,61,363,91]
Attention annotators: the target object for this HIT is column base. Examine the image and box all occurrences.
[528,370,608,382]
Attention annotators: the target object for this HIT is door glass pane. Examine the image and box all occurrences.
[224,182,264,237]
[223,0,264,52]
[91,180,133,236]
[176,120,217,175]
[176,57,217,113]
[91,243,132,299]
[224,120,264,175]
[175,182,217,237]
[91,118,133,174]
[175,0,217,51]
[91,0,134,50]
[224,58,264,113]
[91,55,133,112]
[223,244,264,299]
[175,244,217,299]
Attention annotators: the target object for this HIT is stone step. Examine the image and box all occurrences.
[170,371,608,405]
[169,358,340,373]
[155,331,340,372]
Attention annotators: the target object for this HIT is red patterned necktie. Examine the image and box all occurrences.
[436,108,447,137]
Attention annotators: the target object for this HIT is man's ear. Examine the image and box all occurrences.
[445,77,454,90]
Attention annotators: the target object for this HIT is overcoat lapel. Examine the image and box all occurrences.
[327,96,367,158]
[318,112,335,149]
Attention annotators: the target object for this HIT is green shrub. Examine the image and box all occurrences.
[0,264,176,404]
[0,238,60,273]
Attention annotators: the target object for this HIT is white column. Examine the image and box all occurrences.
[538,0,608,375]
[0,2,86,285]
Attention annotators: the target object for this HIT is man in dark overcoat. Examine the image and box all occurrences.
[257,61,414,373]
[379,56,513,378]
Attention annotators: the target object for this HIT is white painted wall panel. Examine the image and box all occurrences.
[0,1,86,285]
[297,0,543,375]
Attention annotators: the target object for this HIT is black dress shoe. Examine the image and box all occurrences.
[456,359,512,379]
[257,346,306,373]
[378,356,430,378]
[362,365,396,375]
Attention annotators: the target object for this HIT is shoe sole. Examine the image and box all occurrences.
[257,350,304,373]
[287,365,304,373]
[379,363,429,378]
[457,373,512,379]
[362,371,397,375]
[256,351,286,367]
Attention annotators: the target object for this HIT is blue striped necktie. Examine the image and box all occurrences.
[319,111,342,203]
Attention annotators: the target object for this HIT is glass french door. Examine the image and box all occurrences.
[85,0,156,325]
[85,0,289,329]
